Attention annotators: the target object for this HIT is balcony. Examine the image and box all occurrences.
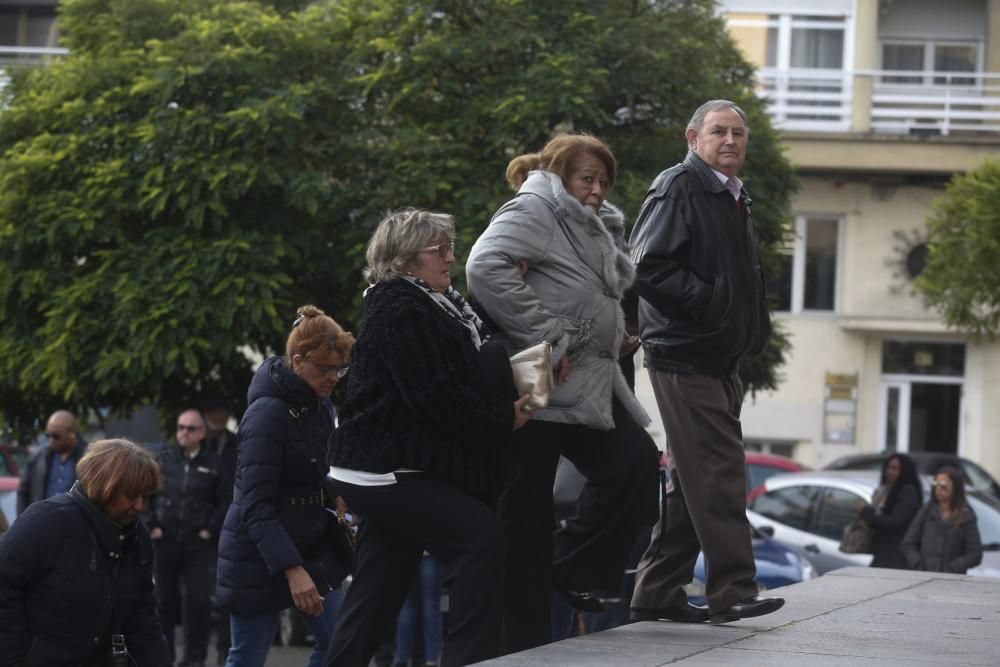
[759,67,1000,137]
[0,45,67,92]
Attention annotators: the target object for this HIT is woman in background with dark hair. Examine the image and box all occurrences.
[858,453,922,569]
[902,466,983,574]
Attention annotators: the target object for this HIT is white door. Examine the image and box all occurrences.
[877,381,911,452]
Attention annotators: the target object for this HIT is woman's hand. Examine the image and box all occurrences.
[149,527,163,540]
[198,529,211,540]
[619,334,640,359]
[555,355,570,384]
[513,394,533,430]
[334,495,357,527]
[284,564,324,616]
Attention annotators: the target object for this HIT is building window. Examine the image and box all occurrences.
[771,215,840,313]
[882,341,965,377]
[880,40,980,87]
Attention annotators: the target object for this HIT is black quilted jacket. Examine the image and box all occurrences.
[330,279,513,502]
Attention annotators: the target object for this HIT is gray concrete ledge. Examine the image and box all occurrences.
[476,567,1000,666]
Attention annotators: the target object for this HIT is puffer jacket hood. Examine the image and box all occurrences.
[247,356,317,408]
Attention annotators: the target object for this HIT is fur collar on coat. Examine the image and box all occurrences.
[524,170,637,298]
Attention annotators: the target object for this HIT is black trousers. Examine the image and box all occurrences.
[498,400,660,654]
[324,475,503,667]
[630,371,758,614]
[153,536,217,662]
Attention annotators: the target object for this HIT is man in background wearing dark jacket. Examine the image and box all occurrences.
[627,100,784,625]
[146,408,232,667]
[17,410,87,514]
[201,396,239,664]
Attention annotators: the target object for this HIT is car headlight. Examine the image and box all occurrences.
[799,555,817,581]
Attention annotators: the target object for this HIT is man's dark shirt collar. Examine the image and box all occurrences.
[683,150,732,195]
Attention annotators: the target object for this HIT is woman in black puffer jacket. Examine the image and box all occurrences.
[216,305,354,667]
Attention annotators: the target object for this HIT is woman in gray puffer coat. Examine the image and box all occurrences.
[902,466,983,573]
[467,134,660,654]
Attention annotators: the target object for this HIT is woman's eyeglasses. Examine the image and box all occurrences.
[176,424,203,433]
[416,242,455,258]
[310,360,350,379]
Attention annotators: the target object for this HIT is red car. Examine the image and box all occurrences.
[659,450,808,500]
[0,444,25,491]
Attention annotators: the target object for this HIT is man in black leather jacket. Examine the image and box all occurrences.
[146,409,232,667]
[627,100,784,625]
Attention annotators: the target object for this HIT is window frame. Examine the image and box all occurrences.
[773,214,843,315]
[878,38,983,89]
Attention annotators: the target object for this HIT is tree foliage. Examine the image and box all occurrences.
[0,0,796,436]
[917,158,1000,336]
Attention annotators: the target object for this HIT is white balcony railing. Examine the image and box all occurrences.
[0,46,69,94]
[757,67,1000,137]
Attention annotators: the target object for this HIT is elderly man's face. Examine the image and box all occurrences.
[44,415,76,454]
[686,108,748,178]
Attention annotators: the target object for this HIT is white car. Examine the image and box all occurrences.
[746,470,1000,578]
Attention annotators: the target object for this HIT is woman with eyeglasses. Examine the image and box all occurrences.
[856,453,923,569]
[216,305,354,667]
[324,208,532,667]
[901,466,983,574]
[466,134,660,652]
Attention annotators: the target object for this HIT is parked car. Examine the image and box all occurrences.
[746,470,1000,578]
[823,451,1000,503]
[745,452,811,496]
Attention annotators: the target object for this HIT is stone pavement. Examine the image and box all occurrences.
[476,567,1000,666]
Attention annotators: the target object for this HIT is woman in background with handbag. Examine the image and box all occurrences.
[216,305,354,667]
[466,134,660,654]
[855,453,923,568]
[324,209,531,667]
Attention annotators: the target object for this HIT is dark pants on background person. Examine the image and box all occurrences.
[394,554,444,666]
[154,537,217,665]
[631,370,758,614]
[324,475,503,667]
[224,587,343,667]
[499,399,659,654]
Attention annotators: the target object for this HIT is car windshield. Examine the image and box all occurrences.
[968,495,1000,550]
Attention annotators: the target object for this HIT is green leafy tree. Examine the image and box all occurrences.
[917,158,1000,336]
[0,0,795,436]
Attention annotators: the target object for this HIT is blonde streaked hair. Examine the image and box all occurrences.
[363,208,456,283]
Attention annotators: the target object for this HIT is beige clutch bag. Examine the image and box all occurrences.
[509,341,553,413]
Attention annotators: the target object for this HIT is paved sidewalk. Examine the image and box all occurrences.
[477,567,1000,666]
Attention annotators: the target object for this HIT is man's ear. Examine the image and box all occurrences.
[685,127,698,149]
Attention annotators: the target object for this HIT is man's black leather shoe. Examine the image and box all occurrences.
[557,588,605,613]
[709,595,785,623]
[629,603,710,623]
